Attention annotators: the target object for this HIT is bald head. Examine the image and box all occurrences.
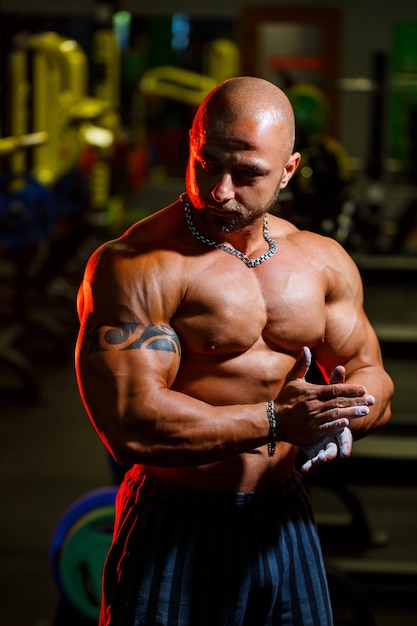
[190,76,296,160]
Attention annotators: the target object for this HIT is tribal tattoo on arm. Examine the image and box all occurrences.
[82,322,181,356]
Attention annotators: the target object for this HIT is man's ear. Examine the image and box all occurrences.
[280,152,301,189]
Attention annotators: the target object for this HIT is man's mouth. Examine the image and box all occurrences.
[209,204,240,217]
[211,208,231,217]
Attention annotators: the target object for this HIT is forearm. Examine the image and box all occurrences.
[79,376,271,467]
[345,365,393,438]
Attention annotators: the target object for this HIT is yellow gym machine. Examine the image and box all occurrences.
[0,28,121,402]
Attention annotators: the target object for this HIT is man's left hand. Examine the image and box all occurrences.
[301,426,352,473]
[301,361,354,473]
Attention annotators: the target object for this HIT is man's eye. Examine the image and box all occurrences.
[200,161,218,174]
[236,170,259,182]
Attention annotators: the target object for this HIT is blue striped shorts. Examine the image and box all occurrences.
[100,467,333,626]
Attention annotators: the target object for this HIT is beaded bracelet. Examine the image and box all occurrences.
[267,399,278,457]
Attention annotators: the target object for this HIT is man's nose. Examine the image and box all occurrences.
[211,173,235,202]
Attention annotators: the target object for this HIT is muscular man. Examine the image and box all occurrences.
[75,76,393,626]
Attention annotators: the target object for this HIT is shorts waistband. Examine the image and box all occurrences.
[125,465,301,506]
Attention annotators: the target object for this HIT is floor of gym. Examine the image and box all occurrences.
[0,187,416,626]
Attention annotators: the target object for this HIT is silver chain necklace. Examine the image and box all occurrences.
[181,193,277,268]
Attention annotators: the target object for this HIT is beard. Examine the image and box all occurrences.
[213,194,279,234]
[185,164,282,235]
[212,208,259,234]
[203,187,281,235]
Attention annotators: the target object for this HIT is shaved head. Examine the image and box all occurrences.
[186,75,301,225]
[190,76,296,161]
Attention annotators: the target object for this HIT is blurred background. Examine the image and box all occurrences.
[0,1,416,624]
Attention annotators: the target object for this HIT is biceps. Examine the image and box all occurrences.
[76,321,182,401]
[317,305,378,372]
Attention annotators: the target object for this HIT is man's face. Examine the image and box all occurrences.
[186,108,299,235]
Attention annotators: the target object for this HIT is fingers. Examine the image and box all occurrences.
[285,346,312,384]
[336,427,353,458]
[308,392,374,433]
[301,440,338,473]
[318,418,350,434]
[311,388,375,426]
[313,362,374,407]
[314,383,371,401]
[301,458,315,473]
[343,394,375,420]
[301,428,352,473]
[303,346,312,370]
[329,365,346,384]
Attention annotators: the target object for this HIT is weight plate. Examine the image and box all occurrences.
[59,505,115,620]
[49,486,118,618]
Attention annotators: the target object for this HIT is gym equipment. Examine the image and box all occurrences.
[203,38,242,84]
[92,27,120,108]
[0,132,48,159]
[285,139,353,237]
[0,172,57,249]
[282,83,354,238]
[140,66,217,107]
[50,486,118,621]
[0,29,123,405]
[27,31,119,190]
[112,11,132,53]
[28,32,86,186]
[388,21,417,179]
[0,130,54,403]
[286,82,331,136]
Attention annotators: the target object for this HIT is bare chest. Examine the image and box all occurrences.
[173,253,327,355]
